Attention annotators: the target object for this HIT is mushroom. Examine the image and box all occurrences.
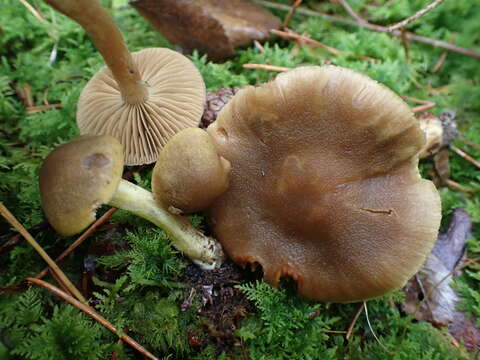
[152,127,231,214]
[39,135,224,269]
[45,0,206,165]
[205,65,442,302]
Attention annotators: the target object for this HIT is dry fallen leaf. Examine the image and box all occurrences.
[131,0,281,60]
[403,208,479,351]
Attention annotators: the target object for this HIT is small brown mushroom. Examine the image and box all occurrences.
[206,66,442,302]
[45,0,205,165]
[39,135,224,269]
[152,128,231,214]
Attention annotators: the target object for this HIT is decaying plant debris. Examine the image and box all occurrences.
[1,0,480,359]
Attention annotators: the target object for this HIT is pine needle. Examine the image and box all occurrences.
[36,207,118,280]
[0,202,87,304]
[27,277,159,360]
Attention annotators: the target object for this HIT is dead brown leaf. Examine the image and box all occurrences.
[131,0,281,60]
[402,208,479,351]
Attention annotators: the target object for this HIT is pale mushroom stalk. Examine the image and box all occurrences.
[45,0,148,104]
[109,180,223,269]
[39,135,224,270]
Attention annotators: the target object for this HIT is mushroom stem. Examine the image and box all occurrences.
[44,0,148,104]
[108,179,224,270]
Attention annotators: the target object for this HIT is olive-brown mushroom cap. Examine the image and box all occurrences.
[206,66,442,302]
[152,127,231,213]
[77,48,206,166]
[39,135,123,236]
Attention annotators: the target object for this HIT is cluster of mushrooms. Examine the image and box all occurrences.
[39,0,441,302]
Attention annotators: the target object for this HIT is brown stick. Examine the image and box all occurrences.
[449,145,480,170]
[35,207,118,280]
[283,0,302,28]
[385,0,446,32]
[243,64,291,72]
[445,179,474,194]
[253,0,480,60]
[459,135,480,151]
[253,40,265,53]
[336,0,368,25]
[26,104,62,114]
[400,28,410,60]
[27,277,159,360]
[20,0,49,24]
[0,203,87,304]
[346,303,364,340]
[272,29,341,55]
[402,95,436,113]
[412,102,436,113]
[0,221,49,255]
[432,50,448,73]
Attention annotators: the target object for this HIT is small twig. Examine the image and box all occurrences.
[283,0,302,28]
[402,95,436,113]
[43,87,50,105]
[449,145,480,170]
[48,267,74,297]
[336,0,368,25]
[0,203,87,304]
[243,64,291,72]
[414,274,434,316]
[432,50,448,73]
[400,28,410,60]
[24,84,34,107]
[112,329,127,360]
[385,0,446,32]
[346,303,364,340]
[402,95,432,105]
[35,207,118,280]
[432,34,456,73]
[412,102,436,113]
[0,221,49,255]
[27,278,159,360]
[13,83,34,108]
[445,179,474,194]
[459,135,480,151]
[363,301,392,354]
[254,0,480,60]
[19,0,49,24]
[428,84,452,95]
[0,282,28,295]
[272,29,341,55]
[253,40,265,53]
[26,103,62,114]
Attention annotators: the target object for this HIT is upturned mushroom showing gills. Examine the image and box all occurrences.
[44,0,206,166]
[39,135,224,270]
[206,65,442,302]
[152,128,231,214]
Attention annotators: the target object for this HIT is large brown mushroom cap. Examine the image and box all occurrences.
[39,135,123,236]
[207,66,441,302]
[77,48,206,166]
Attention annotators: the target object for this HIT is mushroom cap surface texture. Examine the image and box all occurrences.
[206,66,442,302]
[152,127,231,213]
[39,135,123,236]
[77,48,206,166]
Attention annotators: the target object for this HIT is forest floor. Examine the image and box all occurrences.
[0,0,479,359]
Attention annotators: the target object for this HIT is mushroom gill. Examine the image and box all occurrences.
[77,48,205,165]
